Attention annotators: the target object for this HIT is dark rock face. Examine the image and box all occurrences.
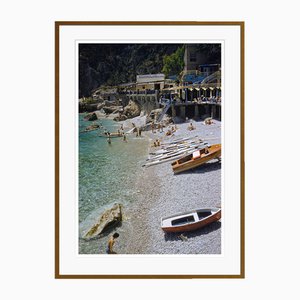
[79,44,182,98]
[78,98,120,112]
[79,44,221,98]
[82,203,122,240]
[79,103,100,113]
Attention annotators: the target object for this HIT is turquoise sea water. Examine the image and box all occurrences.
[78,115,148,252]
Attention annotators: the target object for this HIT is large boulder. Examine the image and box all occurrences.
[82,203,122,240]
[83,123,100,132]
[113,114,127,122]
[97,103,105,110]
[124,100,141,118]
[79,102,100,113]
[123,115,147,129]
[84,110,106,121]
[84,112,98,121]
[103,100,118,107]
[102,106,122,114]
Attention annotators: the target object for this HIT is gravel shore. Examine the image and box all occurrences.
[117,119,222,254]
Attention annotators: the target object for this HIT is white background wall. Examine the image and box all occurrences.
[0,0,299,299]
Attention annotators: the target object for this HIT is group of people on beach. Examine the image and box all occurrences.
[165,124,178,136]
[104,124,128,144]
[151,121,164,134]
[153,139,161,147]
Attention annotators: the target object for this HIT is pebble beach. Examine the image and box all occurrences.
[115,119,222,254]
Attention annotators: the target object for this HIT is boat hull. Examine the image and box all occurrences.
[161,208,221,233]
[172,144,221,174]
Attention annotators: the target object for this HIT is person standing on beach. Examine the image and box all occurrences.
[160,122,163,133]
[106,232,119,254]
[151,122,155,133]
[107,133,112,144]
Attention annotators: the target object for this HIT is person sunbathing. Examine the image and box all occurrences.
[188,123,195,130]
[166,129,172,136]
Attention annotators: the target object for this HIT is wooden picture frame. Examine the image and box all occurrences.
[55,21,244,279]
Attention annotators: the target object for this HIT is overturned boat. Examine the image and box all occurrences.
[161,207,221,233]
[171,144,221,174]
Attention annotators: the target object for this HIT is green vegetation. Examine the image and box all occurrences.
[162,46,185,78]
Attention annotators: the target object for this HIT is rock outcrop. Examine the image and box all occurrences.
[79,44,183,97]
[79,102,100,113]
[84,110,106,121]
[124,100,141,118]
[79,100,119,113]
[84,112,98,121]
[96,103,105,110]
[102,106,122,114]
[82,123,100,132]
[83,203,122,240]
[113,114,128,122]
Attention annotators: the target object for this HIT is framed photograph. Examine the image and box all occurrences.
[55,21,244,278]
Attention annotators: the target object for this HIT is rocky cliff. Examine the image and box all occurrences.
[79,43,221,98]
[79,44,181,97]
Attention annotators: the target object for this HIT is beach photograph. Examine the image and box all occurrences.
[78,43,222,254]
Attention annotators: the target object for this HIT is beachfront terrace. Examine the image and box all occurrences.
[166,102,222,121]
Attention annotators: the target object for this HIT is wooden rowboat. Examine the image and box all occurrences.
[161,208,221,233]
[171,144,221,174]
